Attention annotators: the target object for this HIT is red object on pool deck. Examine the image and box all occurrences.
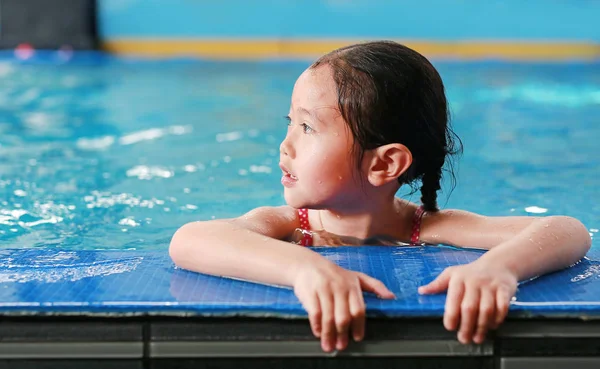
[15,43,35,60]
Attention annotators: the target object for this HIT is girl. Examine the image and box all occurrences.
[169,41,591,353]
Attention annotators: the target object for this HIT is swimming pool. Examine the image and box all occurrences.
[0,53,597,252]
[0,52,599,367]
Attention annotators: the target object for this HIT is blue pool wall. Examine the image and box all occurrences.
[97,0,600,41]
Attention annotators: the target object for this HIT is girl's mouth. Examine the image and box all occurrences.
[280,166,298,187]
[283,171,298,180]
[279,163,298,181]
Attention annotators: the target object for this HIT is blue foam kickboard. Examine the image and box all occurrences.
[1,246,599,317]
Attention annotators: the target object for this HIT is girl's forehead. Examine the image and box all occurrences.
[292,66,337,107]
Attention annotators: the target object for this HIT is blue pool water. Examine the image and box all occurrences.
[0,53,598,255]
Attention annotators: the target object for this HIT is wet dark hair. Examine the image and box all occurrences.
[310,41,462,212]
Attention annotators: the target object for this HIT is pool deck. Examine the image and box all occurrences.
[1,246,600,368]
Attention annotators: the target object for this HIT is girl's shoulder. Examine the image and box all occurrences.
[242,205,299,220]
[231,205,301,240]
[419,207,482,246]
[419,207,540,249]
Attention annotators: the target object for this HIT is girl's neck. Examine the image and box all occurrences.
[316,197,414,240]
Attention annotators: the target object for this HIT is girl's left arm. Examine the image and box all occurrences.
[417,210,592,345]
[422,211,592,280]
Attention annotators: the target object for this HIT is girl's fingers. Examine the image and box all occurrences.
[458,287,480,344]
[319,292,336,352]
[443,278,465,332]
[348,288,366,342]
[495,286,512,327]
[296,287,322,338]
[334,290,351,351]
[358,273,395,299]
[419,268,452,295]
[304,292,322,338]
[474,289,495,344]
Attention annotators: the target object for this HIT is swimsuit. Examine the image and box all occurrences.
[296,205,426,246]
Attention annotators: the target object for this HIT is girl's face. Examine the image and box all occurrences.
[279,65,366,210]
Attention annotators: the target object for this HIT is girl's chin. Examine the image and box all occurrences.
[283,196,306,209]
[284,191,312,210]
[283,187,332,210]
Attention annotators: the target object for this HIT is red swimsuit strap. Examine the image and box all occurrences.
[297,208,313,246]
[298,205,425,246]
[410,205,425,245]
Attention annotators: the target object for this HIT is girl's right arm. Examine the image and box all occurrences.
[169,206,395,352]
[169,206,318,287]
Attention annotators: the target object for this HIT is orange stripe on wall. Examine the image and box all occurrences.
[102,39,600,60]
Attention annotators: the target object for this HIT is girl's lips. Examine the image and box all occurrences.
[281,173,298,187]
[279,163,298,187]
[279,163,298,180]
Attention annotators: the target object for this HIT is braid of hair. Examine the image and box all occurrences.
[419,160,443,212]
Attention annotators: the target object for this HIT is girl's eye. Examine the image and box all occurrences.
[285,116,315,134]
[301,123,314,134]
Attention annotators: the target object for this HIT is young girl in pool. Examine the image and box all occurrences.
[169,41,591,352]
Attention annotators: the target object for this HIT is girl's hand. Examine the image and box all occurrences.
[293,262,396,352]
[417,261,517,344]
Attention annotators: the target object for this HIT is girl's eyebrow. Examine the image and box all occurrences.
[296,107,324,125]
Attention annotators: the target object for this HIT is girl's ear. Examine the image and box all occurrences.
[365,143,412,187]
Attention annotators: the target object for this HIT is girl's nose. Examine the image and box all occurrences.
[280,134,295,158]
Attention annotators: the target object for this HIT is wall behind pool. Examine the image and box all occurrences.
[98,0,600,60]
